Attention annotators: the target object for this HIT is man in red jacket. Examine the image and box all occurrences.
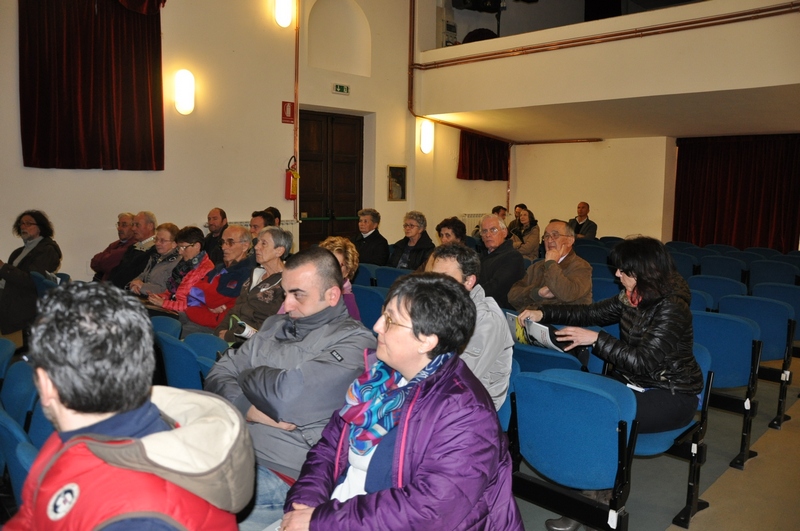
[90,212,138,281]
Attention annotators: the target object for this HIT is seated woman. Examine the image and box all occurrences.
[518,236,703,531]
[215,227,292,342]
[422,216,467,271]
[387,211,435,270]
[0,210,62,338]
[319,236,360,321]
[509,208,540,261]
[147,226,214,315]
[128,223,180,297]
[279,273,523,530]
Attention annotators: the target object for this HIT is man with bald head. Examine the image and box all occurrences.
[91,212,138,281]
[109,211,158,288]
[508,219,592,311]
[567,201,598,239]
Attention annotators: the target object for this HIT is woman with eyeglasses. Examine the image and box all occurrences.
[0,210,62,336]
[128,223,180,297]
[279,273,523,531]
[147,226,214,314]
[387,211,435,270]
[215,227,292,342]
[518,236,703,531]
[509,208,540,261]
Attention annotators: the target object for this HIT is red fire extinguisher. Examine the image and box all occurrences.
[285,156,299,200]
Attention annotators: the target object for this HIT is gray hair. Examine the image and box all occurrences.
[358,208,381,224]
[479,214,507,231]
[260,226,293,260]
[404,211,427,231]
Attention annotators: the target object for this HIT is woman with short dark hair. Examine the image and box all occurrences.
[0,210,62,335]
[280,273,523,530]
[147,226,214,313]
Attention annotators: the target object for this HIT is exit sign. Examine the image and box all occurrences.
[333,84,350,95]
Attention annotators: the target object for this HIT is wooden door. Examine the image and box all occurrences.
[299,111,363,250]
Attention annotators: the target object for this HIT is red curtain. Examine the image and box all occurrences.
[673,135,800,253]
[456,130,510,181]
[18,0,166,170]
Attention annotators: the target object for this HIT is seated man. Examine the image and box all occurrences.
[204,246,376,529]
[351,208,389,266]
[508,220,592,311]
[6,282,254,530]
[180,225,255,337]
[431,244,514,410]
[203,207,228,266]
[109,211,157,288]
[248,209,276,247]
[567,201,598,239]
[477,214,525,310]
[90,212,137,281]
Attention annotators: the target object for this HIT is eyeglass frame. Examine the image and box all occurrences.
[383,312,413,331]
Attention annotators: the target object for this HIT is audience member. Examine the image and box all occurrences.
[109,211,157,288]
[568,201,598,239]
[319,236,361,320]
[128,223,180,297]
[279,273,523,531]
[506,202,528,233]
[205,246,376,529]
[431,244,514,410]
[203,207,228,265]
[215,226,291,342]
[518,237,702,531]
[492,205,508,220]
[148,226,214,315]
[5,282,254,530]
[265,206,282,226]
[0,210,62,336]
[435,216,467,245]
[509,208,540,260]
[388,211,435,270]
[477,214,524,310]
[90,212,137,281]
[351,208,389,266]
[177,225,254,337]
[249,210,277,242]
[508,220,592,311]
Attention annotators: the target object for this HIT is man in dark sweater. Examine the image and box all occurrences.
[477,214,524,310]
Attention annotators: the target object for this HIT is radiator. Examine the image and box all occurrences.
[461,213,486,231]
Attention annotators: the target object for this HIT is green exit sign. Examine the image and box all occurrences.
[333,84,350,95]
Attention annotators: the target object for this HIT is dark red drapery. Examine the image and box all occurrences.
[18,0,165,170]
[456,130,510,182]
[673,134,800,253]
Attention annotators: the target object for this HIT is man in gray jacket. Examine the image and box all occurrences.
[431,244,514,410]
[205,246,376,530]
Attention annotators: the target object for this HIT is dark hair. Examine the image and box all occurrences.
[176,226,205,246]
[386,273,476,358]
[211,207,227,221]
[610,236,676,305]
[435,217,467,243]
[514,203,527,210]
[520,209,538,228]
[251,210,276,228]
[491,206,507,215]
[28,282,154,413]
[285,246,344,292]
[431,243,480,280]
[13,210,54,239]
[265,206,282,224]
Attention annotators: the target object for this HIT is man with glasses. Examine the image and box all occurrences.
[508,219,592,311]
[109,211,158,289]
[205,246,375,529]
[90,212,138,281]
[477,214,525,310]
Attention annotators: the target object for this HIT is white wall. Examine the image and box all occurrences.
[512,137,677,240]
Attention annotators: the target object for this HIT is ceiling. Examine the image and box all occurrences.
[428,83,800,143]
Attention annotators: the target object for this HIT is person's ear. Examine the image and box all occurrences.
[325,285,342,307]
[417,333,440,355]
[35,367,59,406]
[463,274,477,291]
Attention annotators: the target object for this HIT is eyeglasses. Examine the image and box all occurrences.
[402,223,419,229]
[221,239,246,247]
[543,232,565,241]
[480,227,501,235]
[177,243,196,252]
[155,238,174,244]
[383,312,412,331]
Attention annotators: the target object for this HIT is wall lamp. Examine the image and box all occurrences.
[275,0,293,28]
[174,69,195,115]
[420,119,434,154]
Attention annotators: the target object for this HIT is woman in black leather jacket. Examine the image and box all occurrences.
[519,236,703,434]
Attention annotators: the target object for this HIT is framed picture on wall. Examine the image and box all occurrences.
[388,165,406,201]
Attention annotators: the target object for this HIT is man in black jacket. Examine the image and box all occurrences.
[477,214,524,310]
[351,208,389,266]
[109,211,157,289]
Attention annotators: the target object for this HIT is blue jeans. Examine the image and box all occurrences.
[238,465,291,531]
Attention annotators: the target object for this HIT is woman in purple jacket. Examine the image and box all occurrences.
[280,273,523,531]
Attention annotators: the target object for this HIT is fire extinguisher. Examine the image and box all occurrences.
[285,156,299,200]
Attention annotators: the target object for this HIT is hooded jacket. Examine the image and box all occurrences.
[285,354,524,530]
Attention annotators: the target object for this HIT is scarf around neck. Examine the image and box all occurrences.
[166,250,206,294]
[340,350,455,456]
